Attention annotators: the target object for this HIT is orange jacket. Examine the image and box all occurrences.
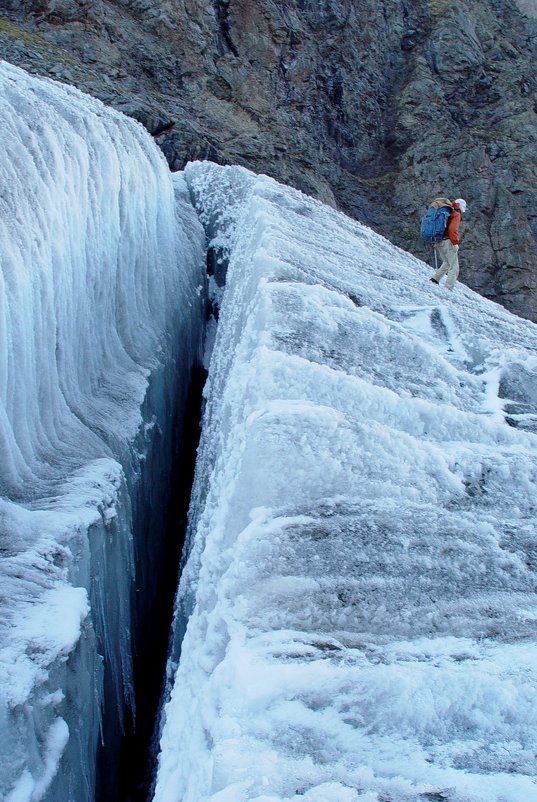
[445,202,462,245]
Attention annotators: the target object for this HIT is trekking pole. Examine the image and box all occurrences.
[433,244,438,273]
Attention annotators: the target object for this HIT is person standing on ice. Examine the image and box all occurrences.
[430,198,467,289]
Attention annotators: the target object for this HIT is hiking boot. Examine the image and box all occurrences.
[430,277,439,284]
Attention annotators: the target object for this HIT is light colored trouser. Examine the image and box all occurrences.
[433,239,459,289]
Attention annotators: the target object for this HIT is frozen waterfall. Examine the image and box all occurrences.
[154,163,537,802]
[0,62,205,801]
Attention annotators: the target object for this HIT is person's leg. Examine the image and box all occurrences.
[432,262,448,282]
[432,241,450,282]
[444,245,460,289]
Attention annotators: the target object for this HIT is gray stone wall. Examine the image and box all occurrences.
[1,0,536,320]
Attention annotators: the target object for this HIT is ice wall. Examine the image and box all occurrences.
[0,62,205,800]
[154,163,537,802]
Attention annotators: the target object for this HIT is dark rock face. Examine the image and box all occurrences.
[2,0,537,320]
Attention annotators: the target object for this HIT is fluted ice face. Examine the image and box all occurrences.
[0,62,204,801]
[1,61,183,496]
[154,162,537,802]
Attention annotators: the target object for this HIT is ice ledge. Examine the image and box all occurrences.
[154,162,537,802]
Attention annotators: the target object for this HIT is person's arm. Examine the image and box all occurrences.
[447,210,461,245]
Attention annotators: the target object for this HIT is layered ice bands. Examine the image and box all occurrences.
[154,163,537,802]
[0,63,205,800]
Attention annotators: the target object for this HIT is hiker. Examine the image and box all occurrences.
[430,198,467,290]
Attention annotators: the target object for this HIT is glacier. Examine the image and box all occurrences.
[0,62,205,801]
[154,163,537,802]
[2,58,537,802]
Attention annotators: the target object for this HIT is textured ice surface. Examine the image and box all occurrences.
[0,63,204,800]
[154,163,537,802]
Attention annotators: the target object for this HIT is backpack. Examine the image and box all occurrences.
[420,204,452,242]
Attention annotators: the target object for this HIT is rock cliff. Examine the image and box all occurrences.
[1,0,536,320]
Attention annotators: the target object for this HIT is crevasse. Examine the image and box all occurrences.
[3,60,537,802]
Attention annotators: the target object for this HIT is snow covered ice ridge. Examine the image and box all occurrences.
[154,163,537,802]
[0,63,205,800]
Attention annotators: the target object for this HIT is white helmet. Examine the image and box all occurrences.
[455,198,467,214]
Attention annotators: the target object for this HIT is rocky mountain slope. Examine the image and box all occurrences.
[2,0,536,320]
